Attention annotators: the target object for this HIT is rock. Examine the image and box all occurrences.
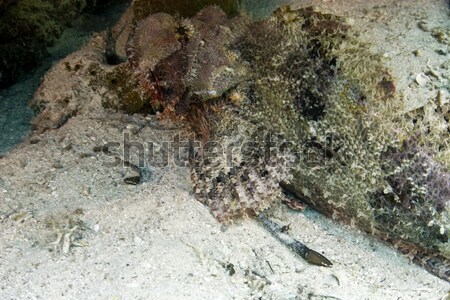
[0,0,88,88]
[132,0,240,20]
[437,89,449,107]
[30,46,105,132]
[415,72,431,85]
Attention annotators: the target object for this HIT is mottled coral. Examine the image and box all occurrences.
[31,30,144,130]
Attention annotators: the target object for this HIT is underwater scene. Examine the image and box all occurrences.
[0,0,449,299]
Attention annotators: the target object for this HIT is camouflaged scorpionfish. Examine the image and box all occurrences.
[125,5,449,280]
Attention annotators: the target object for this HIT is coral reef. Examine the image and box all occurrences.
[132,0,240,20]
[30,30,143,130]
[0,0,90,88]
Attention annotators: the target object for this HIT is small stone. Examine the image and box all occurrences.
[436,89,448,107]
[81,188,90,196]
[436,49,447,55]
[417,21,431,32]
[124,175,141,185]
[415,73,430,86]
[52,161,64,169]
[126,282,140,288]
[383,185,393,194]
[29,137,41,144]
[412,49,422,57]
[425,68,440,79]
[209,265,220,276]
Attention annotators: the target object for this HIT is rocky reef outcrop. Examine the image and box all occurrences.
[0,0,128,88]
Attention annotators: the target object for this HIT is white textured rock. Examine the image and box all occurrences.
[415,72,431,86]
